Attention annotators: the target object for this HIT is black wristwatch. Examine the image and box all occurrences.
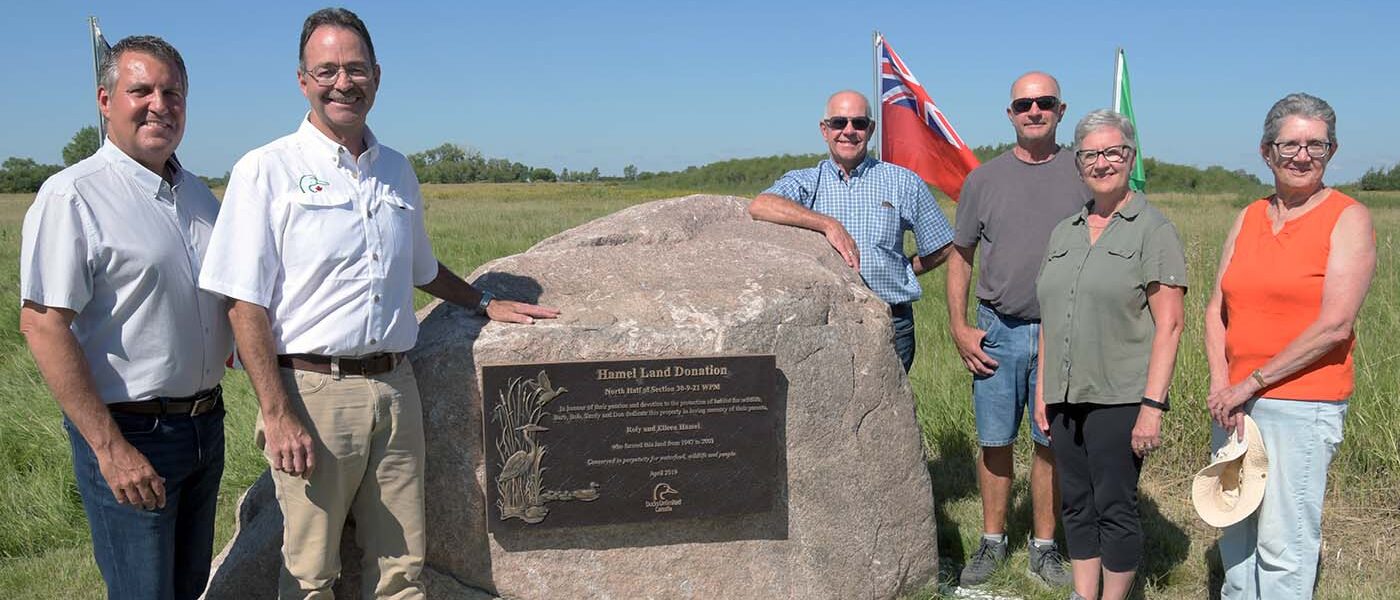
[1140,396,1170,412]
[475,290,496,315]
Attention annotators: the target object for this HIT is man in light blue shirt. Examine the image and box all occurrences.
[19,36,231,600]
[749,90,953,371]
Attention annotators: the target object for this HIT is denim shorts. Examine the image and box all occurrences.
[972,303,1049,447]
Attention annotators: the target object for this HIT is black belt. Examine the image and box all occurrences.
[277,353,404,377]
[890,302,913,317]
[110,385,223,417]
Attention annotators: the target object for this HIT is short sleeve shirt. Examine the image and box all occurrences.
[1035,193,1186,405]
[954,150,1090,320]
[761,156,953,305]
[198,117,438,356]
[19,142,232,403]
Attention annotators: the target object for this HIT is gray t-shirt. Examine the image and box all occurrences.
[954,149,1090,320]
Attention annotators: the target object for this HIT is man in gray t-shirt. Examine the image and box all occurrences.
[945,71,1090,589]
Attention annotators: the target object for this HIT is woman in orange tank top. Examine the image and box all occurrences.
[1202,93,1376,600]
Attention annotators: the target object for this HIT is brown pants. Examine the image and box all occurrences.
[257,360,426,599]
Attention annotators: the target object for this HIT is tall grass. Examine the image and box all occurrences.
[0,186,1396,599]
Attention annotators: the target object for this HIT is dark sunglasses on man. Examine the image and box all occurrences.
[1010,95,1061,114]
[823,116,874,131]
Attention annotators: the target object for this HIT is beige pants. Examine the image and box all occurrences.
[257,360,426,600]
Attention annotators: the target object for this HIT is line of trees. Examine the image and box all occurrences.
[408,143,614,184]
[6,128,1379,195]
[1360,163,1400,191]
[632,143,1267,196]
[0,126,101,193]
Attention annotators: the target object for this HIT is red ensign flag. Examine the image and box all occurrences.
[878,35,979,201]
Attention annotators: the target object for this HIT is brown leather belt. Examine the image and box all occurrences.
[109,385,223,417]
[277,353,405,377]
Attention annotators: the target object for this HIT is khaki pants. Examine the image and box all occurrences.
[257,360,426,600]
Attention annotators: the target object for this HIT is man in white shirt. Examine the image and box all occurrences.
[199,8,558,599]
[20,36,231,600]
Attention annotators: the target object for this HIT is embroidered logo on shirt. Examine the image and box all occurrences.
[298,175,330,193]
[881,200,895,209]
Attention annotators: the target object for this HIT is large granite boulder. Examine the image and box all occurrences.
[204,194,937,599]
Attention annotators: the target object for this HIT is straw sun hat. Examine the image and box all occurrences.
[1192,414,1269,528]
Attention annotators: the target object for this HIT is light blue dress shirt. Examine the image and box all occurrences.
[763,156,953,304]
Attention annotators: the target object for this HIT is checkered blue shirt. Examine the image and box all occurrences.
[763,156,953,305]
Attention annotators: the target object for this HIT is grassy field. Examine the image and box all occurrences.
[0,183,1395,599]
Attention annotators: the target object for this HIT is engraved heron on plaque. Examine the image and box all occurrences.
[491,370,600,524]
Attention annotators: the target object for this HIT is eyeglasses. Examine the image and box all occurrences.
[303,63,374,86]
[823,116,874,131]
[1011,95,1060,114]
[1075,144,1134,166]
[1271,140,1332,159]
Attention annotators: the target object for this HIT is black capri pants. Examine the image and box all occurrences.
[1046,402,1144,572]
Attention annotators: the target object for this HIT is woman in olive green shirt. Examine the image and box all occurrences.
[1033,110,1186,600]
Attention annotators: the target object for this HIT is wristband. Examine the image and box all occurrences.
[475,290,496,315]
[1250,369,1268,389]
[1140,396,1170,412]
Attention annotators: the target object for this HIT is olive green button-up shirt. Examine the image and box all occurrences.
[1035,193,1186,405]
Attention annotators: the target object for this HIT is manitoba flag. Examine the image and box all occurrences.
[878,35,979,201]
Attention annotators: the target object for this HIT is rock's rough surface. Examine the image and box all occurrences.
[205,194,938,599]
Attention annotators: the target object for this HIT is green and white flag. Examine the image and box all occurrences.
[1113,48,1146,192]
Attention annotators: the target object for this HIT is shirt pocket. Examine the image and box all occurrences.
[372,190,417,269]
[281,192,367,277]
[1105,247,1137,260]
[1041,248,1073,275]
[1103,246,1142,286]
[1036,247,1076,303]
[1088,244,1147,306]
[873,201,903,250]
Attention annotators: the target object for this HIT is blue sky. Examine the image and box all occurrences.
[3,1,1396,186]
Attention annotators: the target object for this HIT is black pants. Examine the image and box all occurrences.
[1047,402,1144,572]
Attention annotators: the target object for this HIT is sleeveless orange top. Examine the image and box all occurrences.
[1221,190,1357,401]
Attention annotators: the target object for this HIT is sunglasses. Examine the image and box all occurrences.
[1011,95,1061,114]
[823,116,874,131]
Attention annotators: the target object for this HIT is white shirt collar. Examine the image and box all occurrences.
[97,141,185,200]
[294,113,381,165]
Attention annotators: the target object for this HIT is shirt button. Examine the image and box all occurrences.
[370,338,378,345]
[373,295,381,303]
[372,253,379,261]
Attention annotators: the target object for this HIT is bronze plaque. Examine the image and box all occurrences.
[481,355,781,530]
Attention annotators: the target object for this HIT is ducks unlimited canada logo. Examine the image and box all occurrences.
[646,483,682,513]
[298,175,329,193]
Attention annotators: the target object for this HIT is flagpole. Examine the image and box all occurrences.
[90,16,106,140]
[872,30,881,160]
[1113,47,1123,111]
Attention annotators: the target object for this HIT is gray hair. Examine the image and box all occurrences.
[1073,109,1137,149]
[823,90,873,120]
[300,7,377,68]
[1261,93,1336,146]
[98,35,188,94]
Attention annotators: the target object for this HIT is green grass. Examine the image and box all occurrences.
[1,185,1397,599]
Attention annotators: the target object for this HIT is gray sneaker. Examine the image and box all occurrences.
[1027,538,1072,588]
[959,537,1008,587]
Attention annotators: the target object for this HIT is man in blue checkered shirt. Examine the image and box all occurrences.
[748,90,953,372]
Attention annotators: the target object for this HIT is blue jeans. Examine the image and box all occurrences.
[1216,397,1347,600]
[891,303,915,372]
[972,303,1049,447]
[66,403,226,600]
